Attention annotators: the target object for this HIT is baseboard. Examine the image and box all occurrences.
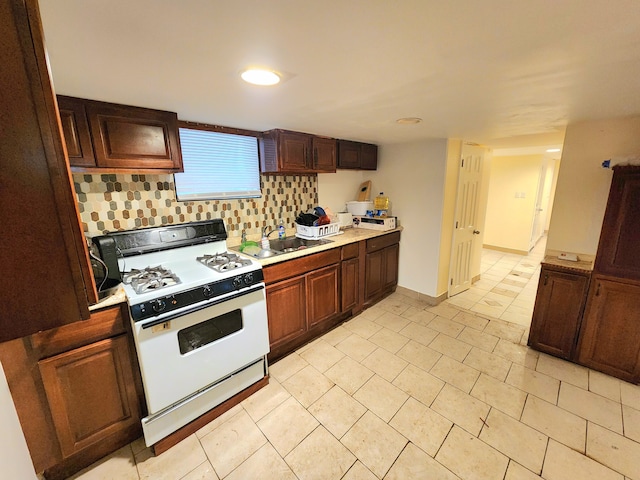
[396,286,447,306]
[482,244,528,255]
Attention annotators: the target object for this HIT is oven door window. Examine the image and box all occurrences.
[178,309,243,354]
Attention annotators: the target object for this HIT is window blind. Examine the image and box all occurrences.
[174,128,261,201]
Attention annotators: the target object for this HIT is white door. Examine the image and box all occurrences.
[529,163,547,250]
[449,144,484,297]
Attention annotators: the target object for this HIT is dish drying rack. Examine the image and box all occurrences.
[295,222,341,240]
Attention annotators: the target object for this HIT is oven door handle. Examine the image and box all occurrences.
[140,285,265,330]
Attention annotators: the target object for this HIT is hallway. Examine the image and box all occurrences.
[446,237,547,330]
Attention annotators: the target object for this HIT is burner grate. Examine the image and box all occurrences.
[197,252,252,273]
[123,266,181,294]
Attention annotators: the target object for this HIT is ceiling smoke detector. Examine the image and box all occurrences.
[396,117,422,125]
[241,68,281,86]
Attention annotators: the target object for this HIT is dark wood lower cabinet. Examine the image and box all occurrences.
[307,265,340,328]
[528,265,590,360]
[341,257,359,312]
[365,232,400,304]
[577,277,640,383]
[266,276,307,350]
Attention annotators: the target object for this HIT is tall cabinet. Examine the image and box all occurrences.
[577,166,640,383]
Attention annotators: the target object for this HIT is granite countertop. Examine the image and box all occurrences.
[542,255,594,272]
[89,283,127,311]
[229,226,403,267]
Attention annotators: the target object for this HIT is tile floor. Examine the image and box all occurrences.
[67,240,640,480]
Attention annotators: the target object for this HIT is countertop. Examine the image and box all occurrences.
[229,226,403,267]
[89,283,127,311]
[542,255,594,273]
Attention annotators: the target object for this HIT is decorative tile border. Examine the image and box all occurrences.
[73,173,318,239]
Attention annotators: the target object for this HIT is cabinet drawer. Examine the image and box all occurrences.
[366,231,401,253]
[263,248,341,284]
[341,242,359,260]
[30,305,127,359]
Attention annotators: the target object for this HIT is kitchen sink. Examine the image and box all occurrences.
[231,236,332,258]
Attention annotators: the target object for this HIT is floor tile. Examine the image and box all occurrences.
[536,353,589,389]
[504,460,543,480]
[341,411,407,479]
[69,444,138,480]
[281,364,334,407]
[402,308,437,325]
[396,340,441,372]
[335,333,378,363]
[431,384,490,436]
[520,394,587,453]
[621,382,640,408]
[389,397,452,456]
[623,405,640,443]
[367,326,410,353]
[268,352,309,383]
[285,426,356,480]
[430,354,480,393]
[324,355,374,395]
[257,396,318,456]
[353,374,408,422]
[428,316,465,337]
[463,347,512,381]
[482,318,526,343]
[319,325,352,346]
[479,408,548,474]
[377,295,411,316]
[506,363,560,404]
[385,443,460,480]
[342,316,383,339]
[181,461,218,480]
[361,347,408,381]
[358,305,385,321]
[397,321,439,346]
[543,438,624,480]
[470,373,527,419]
[225,443,295,480]
[587,422,640,480]
[241,379,290,422]
[558,382,623,434]
[453,310,490,331]
[426,303,462,320]
[392,363,445,406]
[428,332,472,362]
[435,425,509,480]
[308,385,366,439]
[136,435,207,480]
[299,339,345,373]
[373,311,411,333]
[195,404,243,439]
[201,409,267,479]
[457,327,500,352]
[492,339,538,370]
[590,369,622,402]
[341,461,377,480]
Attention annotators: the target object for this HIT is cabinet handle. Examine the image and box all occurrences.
[595,282,601,296]
[543,274,548,286]
[314,148,318,166]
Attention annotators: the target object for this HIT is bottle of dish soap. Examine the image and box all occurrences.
[374,192,389,217]
[278,219,286,239]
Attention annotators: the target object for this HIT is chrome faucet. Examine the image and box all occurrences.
[262,226,277,238]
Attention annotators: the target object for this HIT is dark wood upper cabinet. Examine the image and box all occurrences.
[337,140,378,170]
[0,0,95,342]
[260,129,336,173]
[594,166,640,280]
[57,96,183,173]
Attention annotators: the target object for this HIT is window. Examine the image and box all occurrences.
[174,127,261,201]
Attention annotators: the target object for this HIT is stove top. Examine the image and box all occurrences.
[197,252,253,272]
[123,266,181,294]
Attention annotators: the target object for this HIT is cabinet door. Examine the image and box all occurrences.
[365,249,385,301]
[312,137,337,172]
[266,276,307,349]
[577,278,640,383]
[337,140,360,169]
[594,168,640,280]
[279,131,311,171]
[307,265,340,328]
[38,335,142,459]
[360,143,378,170]
[383,243,399,289]
[528,267,589,359]
[341,258,359,312]
[86,101,182,171]
[57,95,95,167]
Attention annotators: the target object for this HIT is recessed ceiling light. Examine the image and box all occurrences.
[241,68,281,86]
[396,117,422,125]
[546,148,561,153]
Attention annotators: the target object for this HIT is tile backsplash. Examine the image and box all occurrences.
[73,173,318,239]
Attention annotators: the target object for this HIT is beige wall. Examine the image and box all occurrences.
[317,169,366,214]
[483,154,544,253]
[547,116,640,256]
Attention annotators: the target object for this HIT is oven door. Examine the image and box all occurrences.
[131,285,269,415]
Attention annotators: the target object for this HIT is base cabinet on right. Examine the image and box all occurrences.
[577,276,640,383]
[365,232,400,304]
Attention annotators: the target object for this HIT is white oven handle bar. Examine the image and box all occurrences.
[138,284,265,330]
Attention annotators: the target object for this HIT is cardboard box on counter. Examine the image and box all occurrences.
[353,216,397,231]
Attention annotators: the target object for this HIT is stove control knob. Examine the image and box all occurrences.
[151,299,166,313]
[244,273,254,285]
[202,285,213,297]
[233,276,243,288]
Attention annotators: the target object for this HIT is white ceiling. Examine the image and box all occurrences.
[38,0,640,149]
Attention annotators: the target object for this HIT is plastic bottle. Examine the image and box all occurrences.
[278,219,286,239]
[374,192,389,217]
